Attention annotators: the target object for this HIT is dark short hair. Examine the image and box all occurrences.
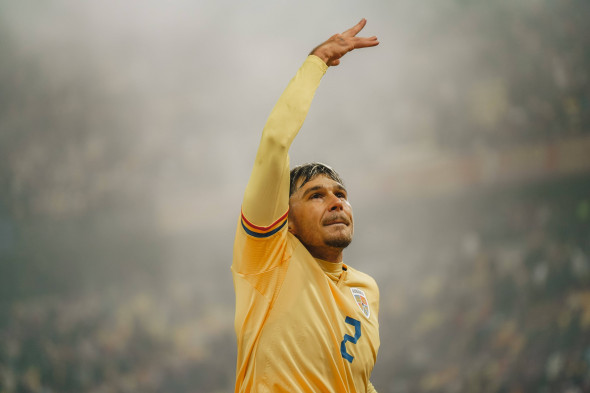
[289,162,344,196]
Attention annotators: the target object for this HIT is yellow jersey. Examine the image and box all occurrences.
[232,55,380,393]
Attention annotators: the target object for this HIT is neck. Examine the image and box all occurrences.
[305,245,343,263]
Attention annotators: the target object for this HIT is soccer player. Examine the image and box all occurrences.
[232,19,380,392]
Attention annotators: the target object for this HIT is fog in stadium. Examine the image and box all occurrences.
[1,0,589,391]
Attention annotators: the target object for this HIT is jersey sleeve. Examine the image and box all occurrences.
[242,55,327,227]
[367,380,378,393]
[234,55,327,274]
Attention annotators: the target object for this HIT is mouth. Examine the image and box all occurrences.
[325,222,347,227]
[323,217,350,227]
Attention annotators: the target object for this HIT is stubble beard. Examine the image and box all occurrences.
[325,233,352,249]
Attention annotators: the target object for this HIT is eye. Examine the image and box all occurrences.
[310,193,322,199]
[336,192,347,199]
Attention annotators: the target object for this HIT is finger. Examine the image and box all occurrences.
[352,36,380,48]
[342,18,367,37]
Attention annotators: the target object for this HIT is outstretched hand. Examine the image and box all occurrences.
[310,19,379,67]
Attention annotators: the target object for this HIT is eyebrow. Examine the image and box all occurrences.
[301,184,347,198]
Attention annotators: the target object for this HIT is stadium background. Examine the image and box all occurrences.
[1,0,589,391]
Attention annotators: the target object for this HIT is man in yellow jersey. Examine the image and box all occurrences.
[232,19,380,392]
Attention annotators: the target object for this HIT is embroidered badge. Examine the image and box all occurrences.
[350,288,370,318]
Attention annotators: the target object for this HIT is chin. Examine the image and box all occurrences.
[325,236,352,249]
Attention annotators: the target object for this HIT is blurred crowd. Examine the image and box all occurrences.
[403,0,590,152]
[0,284,235,393]
[376,178,590,393]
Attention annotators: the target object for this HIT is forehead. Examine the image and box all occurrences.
[293,174,346,194]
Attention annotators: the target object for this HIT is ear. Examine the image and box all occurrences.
[287,212,296,235]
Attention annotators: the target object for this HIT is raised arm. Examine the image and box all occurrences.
[241,19,378,231]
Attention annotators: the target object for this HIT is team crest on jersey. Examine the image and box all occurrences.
[350,288,370,318]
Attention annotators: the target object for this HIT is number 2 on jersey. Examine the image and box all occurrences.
[340,316,361,363]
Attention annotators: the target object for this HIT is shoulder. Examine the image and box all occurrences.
[345,265,379,291]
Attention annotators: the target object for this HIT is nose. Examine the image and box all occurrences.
[329,193,344,211]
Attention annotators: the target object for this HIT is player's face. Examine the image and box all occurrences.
[288,175,354,260]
